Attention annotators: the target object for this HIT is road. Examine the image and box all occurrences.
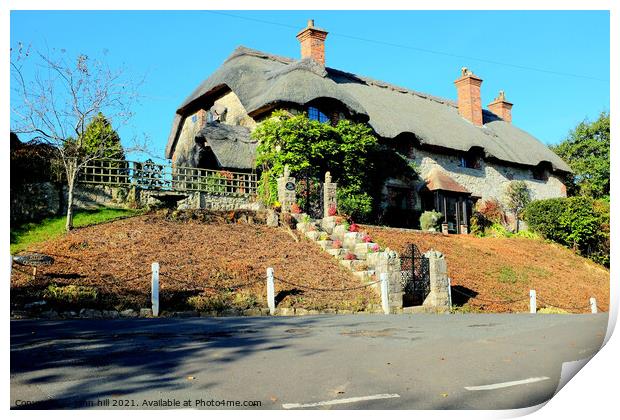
[10,313,608,410]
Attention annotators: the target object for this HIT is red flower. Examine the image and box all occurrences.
[291,203,301,214]
[362,234,372,243]
[344,252,356,260]
[349,223,359,232]
[332,240,342,249]
[327,204,337,216]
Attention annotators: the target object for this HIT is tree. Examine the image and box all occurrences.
[11,45,144,231]
[253,110,379,220]
[552,111,610,199]
[504,181,531,231]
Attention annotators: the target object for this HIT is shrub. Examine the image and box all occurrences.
[43,284,98,306]
[485,223,512,238]
[419,211,442,231]
[476,198,507,225]
[337,187,373,222]
[524,196,609,266]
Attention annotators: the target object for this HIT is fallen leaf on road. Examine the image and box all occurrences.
[270,396,278,402]
[187,376,196,380]
[441,393,448,398]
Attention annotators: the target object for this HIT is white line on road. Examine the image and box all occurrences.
[465,377,550,391]
[282,393,401,409]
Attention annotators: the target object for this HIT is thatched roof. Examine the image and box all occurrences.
[166,46,571,173]
[196,122,256,169]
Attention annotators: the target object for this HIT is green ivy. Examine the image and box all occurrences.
[253,110,379,218]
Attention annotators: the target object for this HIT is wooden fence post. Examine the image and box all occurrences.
[380,273,390,315]
[590,297,597,314]
[529,289,536,314]
[267,267,275,315]
[151,262,159,317]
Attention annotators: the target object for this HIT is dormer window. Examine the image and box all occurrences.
[532,166,548,181]
[307,106,330,124]
[459,154,481,170]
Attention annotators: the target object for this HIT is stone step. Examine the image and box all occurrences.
[316,240,333,250]
[305,230,321,241]
[327,248,345,258]
[354,242,379,254]
[352,270,374,282]
[351,259,369,271]
[343,232,364,250]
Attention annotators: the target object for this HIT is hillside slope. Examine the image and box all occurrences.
[11,214,379,312]
[364,226,609,313]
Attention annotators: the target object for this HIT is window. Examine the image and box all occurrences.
[532,166,548,181]
[459,154,481,170]
[307,106,330,124]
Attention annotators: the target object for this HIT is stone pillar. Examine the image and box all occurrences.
[323,171,337,218]
[459,224,468,235]
[374,248,403,312]
[277,165,296,213]
[441,223,449,235]
[423,250,451,312]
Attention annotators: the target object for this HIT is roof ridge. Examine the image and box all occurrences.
[229,46,457,108]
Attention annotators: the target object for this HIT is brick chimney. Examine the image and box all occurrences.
[454,67,483,126]
[488,90,513,123]
[296,19,328,65]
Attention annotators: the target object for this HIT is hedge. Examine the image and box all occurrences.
[523,196,609,266]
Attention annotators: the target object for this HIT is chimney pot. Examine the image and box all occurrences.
[488,90,513,123]
[454,68,483,126]
[296,19,328,65]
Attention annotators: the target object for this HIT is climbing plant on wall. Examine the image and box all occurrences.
[253,110,378,220]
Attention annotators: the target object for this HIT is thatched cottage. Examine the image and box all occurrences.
[165,20,570,232]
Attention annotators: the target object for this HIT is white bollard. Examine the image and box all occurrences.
[590,297,597,314]
[151,262,159,317]
[447,277,453,308]
[529,289,537,314]
[267,267,275,315]
[380,273,390,315]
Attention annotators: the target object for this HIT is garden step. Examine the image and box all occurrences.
[320,217,337,234]
[352,270,373,282]
[343,232,363,250]
[350,259,369,271]
[339,259,354,269]
[354,242,379,254]
[316,240,333,250]
[332,224,347,239]
[305,230,321,241]
[327,248,345,258]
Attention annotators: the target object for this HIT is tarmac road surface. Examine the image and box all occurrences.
[10,313,608,410]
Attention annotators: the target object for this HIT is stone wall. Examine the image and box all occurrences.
[176,192,261,212]
[11,182,63,224]
[172,91,257,166]
[378,147,566,216]
[413,148,566,204]
[10,183,132,225]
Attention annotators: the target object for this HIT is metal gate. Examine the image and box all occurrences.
[295,168,323,219]
[400,243,430,306]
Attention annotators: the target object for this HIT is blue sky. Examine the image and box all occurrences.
[10,10,610,160]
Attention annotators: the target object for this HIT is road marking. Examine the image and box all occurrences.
[465,377,550,391]
[282,393,400,409]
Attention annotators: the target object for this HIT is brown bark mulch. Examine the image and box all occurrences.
[364,225,609,313]
[10,213,379,312]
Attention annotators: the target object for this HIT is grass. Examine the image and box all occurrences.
[10,207,141,254]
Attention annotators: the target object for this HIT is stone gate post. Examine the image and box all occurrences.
[374,248,403,312]
[323,171,337,218]
[423,250,451,312]
[277,165,296,213]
